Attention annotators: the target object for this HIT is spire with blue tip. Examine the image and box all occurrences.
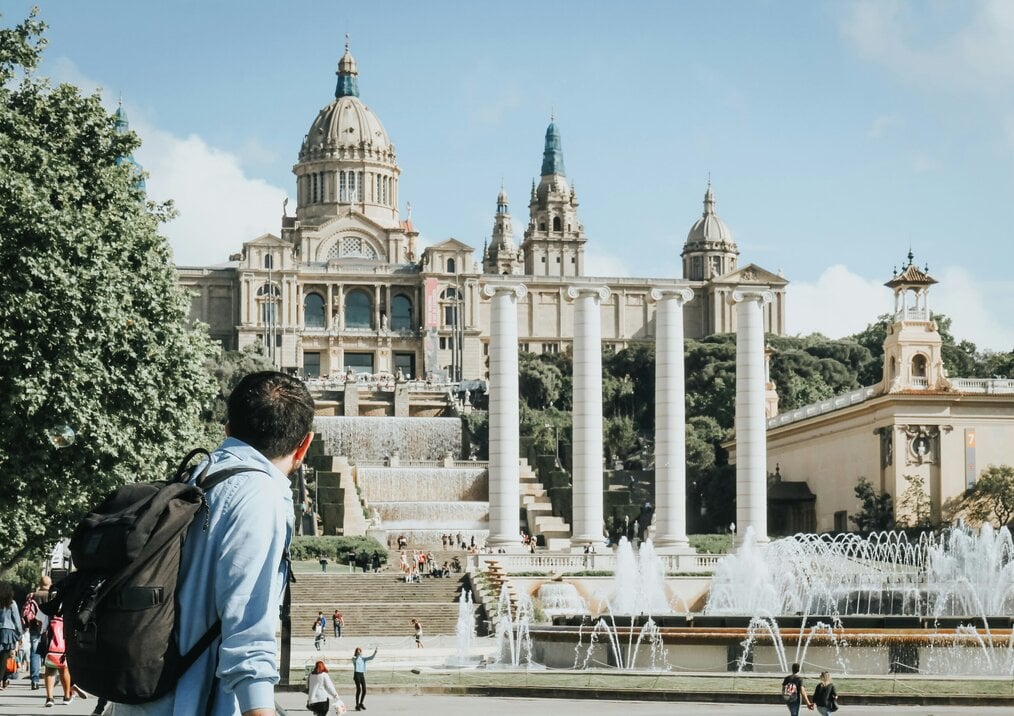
[114,99,146,192]
[540,115,566,177]
[335,34,360,99]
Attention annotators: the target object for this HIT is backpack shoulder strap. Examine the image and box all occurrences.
[197,465,271,493]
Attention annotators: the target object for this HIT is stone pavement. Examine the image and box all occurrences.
[272,692,1014,715]
[3,679,1012,715]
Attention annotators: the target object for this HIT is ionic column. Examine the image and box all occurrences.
[650,287,694,551]
[729,289,774,546]
[482,281,527,549]
[567,285,611,547]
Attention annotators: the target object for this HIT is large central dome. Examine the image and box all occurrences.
[298,44,395,164]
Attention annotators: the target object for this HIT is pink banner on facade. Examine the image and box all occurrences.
[424,277,440,329]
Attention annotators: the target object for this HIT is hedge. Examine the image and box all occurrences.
[289,535,388,566]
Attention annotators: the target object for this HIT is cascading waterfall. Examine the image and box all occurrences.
[314,416,462,461]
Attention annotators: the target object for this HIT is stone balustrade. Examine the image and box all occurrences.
[471,550,720,575]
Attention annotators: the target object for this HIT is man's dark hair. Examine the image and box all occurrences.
[791,662,801,674]
[227,371,314,459]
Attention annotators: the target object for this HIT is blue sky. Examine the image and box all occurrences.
[8,1,1014,350]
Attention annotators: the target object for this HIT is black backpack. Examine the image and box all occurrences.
[50,449,264,704]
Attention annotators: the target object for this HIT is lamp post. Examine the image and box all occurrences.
[544,423,560,468]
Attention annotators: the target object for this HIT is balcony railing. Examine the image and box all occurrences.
[768,385,879,429]
[471,551,720,575]
[893,307,930,322]
[950,378,1014,394]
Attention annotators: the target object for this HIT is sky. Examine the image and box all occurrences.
[7,0,1014,351]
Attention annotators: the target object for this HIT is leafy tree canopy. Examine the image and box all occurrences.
[0,10,217,572]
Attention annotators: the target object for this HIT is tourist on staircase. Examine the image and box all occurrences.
[352,646,378,711]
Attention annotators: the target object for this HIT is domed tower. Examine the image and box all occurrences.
[483,184,523,275]
[521,120,586,276]
[682,182,738,280]
[295,38,401,231]
[881,252,948,393]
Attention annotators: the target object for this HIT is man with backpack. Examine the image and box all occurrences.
[782,662,815,715]
[110,371,314,716]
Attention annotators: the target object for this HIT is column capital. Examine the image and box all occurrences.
[728,288,774,305]
[481,281,527,300]
[565,285,611,302]
[649,286,694,304]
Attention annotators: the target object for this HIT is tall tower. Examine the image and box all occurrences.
[681,182,738,281]
[483,184,524,275]
[113,100,146,192]
[521,120,586,276]
[881,252,948,392]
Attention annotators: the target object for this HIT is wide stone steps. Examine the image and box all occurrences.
[291,573,471,636]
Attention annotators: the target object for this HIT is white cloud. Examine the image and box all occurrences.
[841,0,1014,94]
[44,57,288,266]
[787,265,887,338]
[911,152,939,173]
[132,118,291,266]
[788,264,1014,351]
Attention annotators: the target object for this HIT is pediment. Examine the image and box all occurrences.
[712,263,788,286]
[245,232,285,247]
[427,238,475,253]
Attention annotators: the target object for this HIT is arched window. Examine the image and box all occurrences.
[391,295,413,331]
[447,258,456,273]
[257,283,280,326]
[264,254,273,270]
[539,222,546,231]
[345,290,372,328]
[912,354,927,378]
[553,216,562,231]
[304,293,325,328]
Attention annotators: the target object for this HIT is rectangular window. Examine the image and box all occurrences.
[394,352,415,379]
[541,256,546,263]
[519,342,530,352]
[344,352,374,374]
[303,351,321,378]
[482,342,489,356]
[833,510,848,533]
[439,337,448,350]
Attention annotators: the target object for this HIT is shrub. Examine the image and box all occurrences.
[289,536,388,567]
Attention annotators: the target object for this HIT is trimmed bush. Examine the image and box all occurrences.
[289,535,388,567]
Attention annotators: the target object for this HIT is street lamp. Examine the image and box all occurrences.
[544,423,560,468]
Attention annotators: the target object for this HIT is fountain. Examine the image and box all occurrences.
[447,587,479,667]
[535,579,586,617]
[610,537,671,615]
[314,416,462,461]
[491,584,540,669]
[524,524,1014,675]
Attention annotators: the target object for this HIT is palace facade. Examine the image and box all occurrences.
[178,43,788,380]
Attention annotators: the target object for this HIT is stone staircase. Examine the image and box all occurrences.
[520,458,571,549]
[291,572,471,638]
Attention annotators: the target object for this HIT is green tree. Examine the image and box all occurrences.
[0,11,217,572]
[958,465,1014,527]
[897,474,934,529]
[849,477,894,532]
[518,352,563,411]
[203,345,276,427]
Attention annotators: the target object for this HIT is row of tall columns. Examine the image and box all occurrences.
[730,289,774,547]
[482,279,772,552]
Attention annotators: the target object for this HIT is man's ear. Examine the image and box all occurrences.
[293,432,314,463]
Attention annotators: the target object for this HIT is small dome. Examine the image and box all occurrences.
[302,96,392,158]
[685,183,735,247]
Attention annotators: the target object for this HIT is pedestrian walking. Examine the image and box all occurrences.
[0,582,21,691]
[314,611,327,650]
[40,610,73,707]
[333,609,344,638]
[781,662,815,715]
[812,671,839,715]
[23,576,50,691]
[306,660,344,716]
[352,645,377,710]
[319,556,329,572]
[412,618,423,648]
